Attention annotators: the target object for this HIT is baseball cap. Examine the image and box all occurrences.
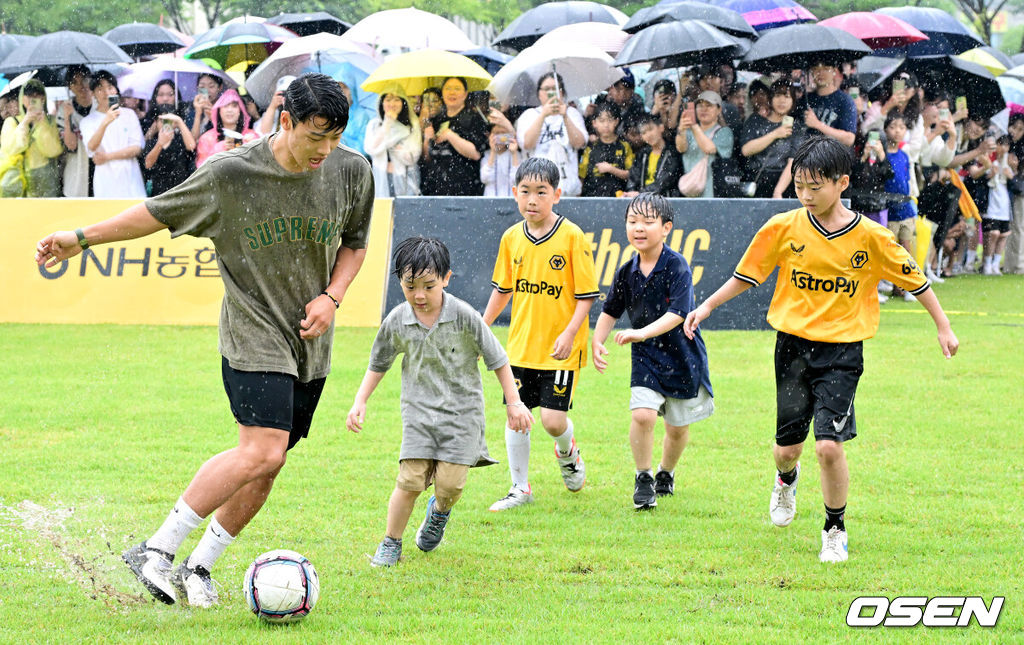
[696,90,722,107]
[614,68,635,89]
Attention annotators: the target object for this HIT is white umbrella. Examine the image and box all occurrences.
[116,57,237,102]
[488,41,624,106]
[245,34,379,106]
[340,8,475,53]
[533,21,631,56]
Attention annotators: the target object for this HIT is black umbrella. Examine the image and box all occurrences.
[739,24,871,73]
[859,55,1004,120]
[492,1,627,51]
[871,7,983,58]
[0,30,132,77]
[0,34,34,64]
[265,12,352,37]
[615,20,746,68]
[461,47,514,76]
[623,1,757,40]
[103,23,186,58]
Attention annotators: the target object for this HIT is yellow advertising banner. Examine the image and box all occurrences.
[2,198,394,327]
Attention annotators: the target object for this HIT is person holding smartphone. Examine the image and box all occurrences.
[142,80,196,196]
[195,89,259,168]
[740,80,806,199]
[187,73,225,140]
[77,71,146,198]
[515,72,587,196]
[420,77,490,196]
[0,79,62,197]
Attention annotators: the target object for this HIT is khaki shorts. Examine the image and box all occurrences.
[887,217,916,243]
[396,459,469,493]
[630,385,714,427]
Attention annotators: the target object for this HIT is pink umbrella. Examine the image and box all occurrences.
[533,21,631,56]
[820,12,929,51]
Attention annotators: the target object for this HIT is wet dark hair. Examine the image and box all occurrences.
[283,73,349,133]
[150,79,178,105]
[377,92,412,128]
[89,70,119,93]
[791,135,853,183]
[515,157,560,188]
[626,193,673,224]
[65,64,90,88]
[593,101,621,121]
[392,236,451,280]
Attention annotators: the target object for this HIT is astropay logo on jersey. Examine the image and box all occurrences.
[846,596,1004,628]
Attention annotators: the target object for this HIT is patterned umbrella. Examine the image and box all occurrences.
[184,22,298,69]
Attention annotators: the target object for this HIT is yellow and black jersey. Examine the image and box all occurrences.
[491,215,601,369]
[734,207,929,343]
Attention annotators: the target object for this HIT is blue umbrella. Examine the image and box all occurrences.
[691,0,816,32]
[461,47,513,76]
[314,58,378,156]
[871,7,983,58]
[998,76,1024,105]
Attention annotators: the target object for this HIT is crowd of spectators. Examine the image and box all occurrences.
[2,59,1023,275]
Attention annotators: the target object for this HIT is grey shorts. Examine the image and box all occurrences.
[630,385,714,427]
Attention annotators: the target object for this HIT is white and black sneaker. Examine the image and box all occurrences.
[171,562,218,608]
[633,472,657,510]
[769,464,799,527]
[122,541,176,604]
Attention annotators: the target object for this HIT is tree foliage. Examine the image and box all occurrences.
[0,0,164,36]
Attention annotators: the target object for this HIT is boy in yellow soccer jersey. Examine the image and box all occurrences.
[684,136,959,563]
[484,157,601,511]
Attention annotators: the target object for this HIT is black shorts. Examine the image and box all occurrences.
[774,332,862,447]
[982,218,1010,234]
[221,357,326,451]
[507,366,576,412]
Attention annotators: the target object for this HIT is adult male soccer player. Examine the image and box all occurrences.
[35,74,374,606]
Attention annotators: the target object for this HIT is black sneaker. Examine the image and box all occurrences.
[633,472,657,510]
[654,470,675,497]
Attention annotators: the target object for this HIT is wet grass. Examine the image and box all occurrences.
[0,274,1021,643]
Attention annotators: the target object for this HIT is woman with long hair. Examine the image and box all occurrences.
[142,80,196,196]
[364,91,422,197]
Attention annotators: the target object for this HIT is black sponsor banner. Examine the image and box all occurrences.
[388,197,802,330]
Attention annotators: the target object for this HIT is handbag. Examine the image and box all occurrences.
[0,152,26,198]
[677,125,721,198]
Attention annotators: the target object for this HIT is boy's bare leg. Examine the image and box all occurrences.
[629,408,657,471]
[385,488,421,539]
[773,442,802,475]
[539,408,568,437]
[815,440,849,509]
[659,423,690,472]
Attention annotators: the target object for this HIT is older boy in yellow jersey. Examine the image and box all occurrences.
[684,136,959,563]
[484,157,601,511]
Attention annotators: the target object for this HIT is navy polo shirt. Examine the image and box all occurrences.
[602,245,712,399]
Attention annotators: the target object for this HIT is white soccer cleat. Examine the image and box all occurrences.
[769,464,799,527]
[555,438,586,492]
[122,541,176,604]
[819,527,849,563]
[172,562,219,608]
[488,487,534,511]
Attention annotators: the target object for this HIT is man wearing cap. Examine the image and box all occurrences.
[587,69,647,149]
[804,61,857,147]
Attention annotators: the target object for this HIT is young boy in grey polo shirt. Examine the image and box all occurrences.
[347,237,533,567]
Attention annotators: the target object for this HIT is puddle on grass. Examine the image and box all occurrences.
[0,499,146,609]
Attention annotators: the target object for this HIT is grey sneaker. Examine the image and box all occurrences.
[415,496,450,552]
[633,472,657,510]
[654,470,675,497]
[171,562,218,608]
[555,438,586,492]
[370,536,402,568]
[122,541,176,604]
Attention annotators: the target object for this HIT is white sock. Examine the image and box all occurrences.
[186,515,235,572]
[966,249,977,265]
[554,418,575,456]
[147,497,203,555]
[636,469,653,477]
[658,465,675,477]
[505,425,531,492]
[994,253,1002,268]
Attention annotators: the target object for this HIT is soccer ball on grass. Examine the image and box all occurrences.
[243,549,319,622]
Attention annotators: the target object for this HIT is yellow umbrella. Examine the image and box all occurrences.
[361,49,491,95]
[958,47,1007,76]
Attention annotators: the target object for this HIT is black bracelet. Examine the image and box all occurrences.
[321,291,340,308]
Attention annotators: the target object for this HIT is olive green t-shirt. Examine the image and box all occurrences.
[146,135,374,381]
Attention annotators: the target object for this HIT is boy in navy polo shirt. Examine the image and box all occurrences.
[592,193,714,510]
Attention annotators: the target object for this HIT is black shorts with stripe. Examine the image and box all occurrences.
[507,366,576,411]
[221,357,326,451]
[774,332,863,446]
